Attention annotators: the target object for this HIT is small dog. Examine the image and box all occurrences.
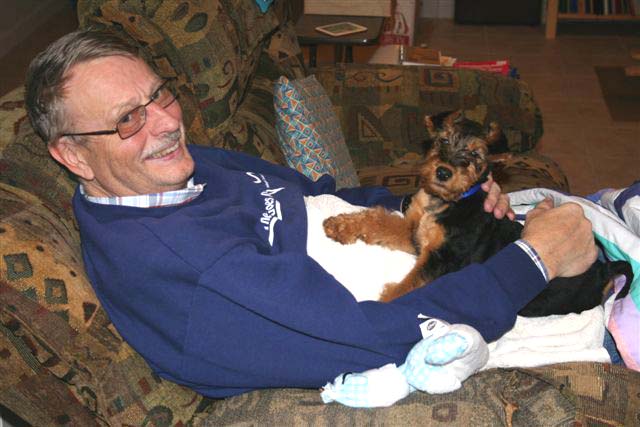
[324,111,632,316]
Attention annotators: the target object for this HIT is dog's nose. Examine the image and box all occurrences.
[436,166,453,182]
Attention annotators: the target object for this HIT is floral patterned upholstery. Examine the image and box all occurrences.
[3,1,630,426]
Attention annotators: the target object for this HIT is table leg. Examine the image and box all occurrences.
[309,44,317,68]
[545,0,559,39]
[334,45,344,64]
[345,45,354,63]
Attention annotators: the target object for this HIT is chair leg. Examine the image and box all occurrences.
[545,0,559,39]
[309,45,318,68]
[346,45,354,63]
[334,45,344,63]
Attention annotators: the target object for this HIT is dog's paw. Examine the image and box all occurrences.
[323,214,367,245]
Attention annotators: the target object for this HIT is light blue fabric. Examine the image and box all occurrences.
[255,0,273,13]
[320,321,489,407]
[400,333,468,391]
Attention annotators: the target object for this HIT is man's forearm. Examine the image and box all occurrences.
[382,243,547,342]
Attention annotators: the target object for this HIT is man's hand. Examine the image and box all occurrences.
[521,198,598,280]
[482,176,515,220]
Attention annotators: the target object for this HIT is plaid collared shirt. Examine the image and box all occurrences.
[80,178,206,208]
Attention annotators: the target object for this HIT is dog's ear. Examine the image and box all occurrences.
[424,114,437,136]
[443,110,463,132]
[486,122,502,143]
[485,121,510,154]
[450,110,464,123]
[425,110,463,140]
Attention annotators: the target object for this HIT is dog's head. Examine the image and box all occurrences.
[419,111,494,202]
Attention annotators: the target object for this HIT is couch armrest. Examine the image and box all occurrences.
[313,63,543,171]
[0,183,215,426]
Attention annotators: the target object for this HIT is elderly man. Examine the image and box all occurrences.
[25,29,597,398]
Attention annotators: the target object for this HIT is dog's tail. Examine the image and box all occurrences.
[603,260,635,300]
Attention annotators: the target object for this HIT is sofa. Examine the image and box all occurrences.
[1,0,638,425]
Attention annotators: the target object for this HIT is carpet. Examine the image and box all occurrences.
[595,66,640,122]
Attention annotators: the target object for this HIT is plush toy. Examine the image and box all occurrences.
[320,318,489,408]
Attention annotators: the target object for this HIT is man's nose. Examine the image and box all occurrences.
[145,101,181,135]
[436,166,453,182]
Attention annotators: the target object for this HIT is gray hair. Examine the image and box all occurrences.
[25,28,140,143]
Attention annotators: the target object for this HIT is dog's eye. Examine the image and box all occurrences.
[470,150,480,158]
[440,138,449,145]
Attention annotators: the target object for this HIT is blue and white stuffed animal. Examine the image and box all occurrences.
[320,318,489,408]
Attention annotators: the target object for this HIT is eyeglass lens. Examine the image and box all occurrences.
[116,82,177,139]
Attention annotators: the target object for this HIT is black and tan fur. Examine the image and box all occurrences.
[323,111,632,316]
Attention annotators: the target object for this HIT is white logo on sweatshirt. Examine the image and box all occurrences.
[246,172,284,246]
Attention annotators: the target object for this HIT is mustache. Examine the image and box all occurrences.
[162,129,182,143]
[143,129,183,158]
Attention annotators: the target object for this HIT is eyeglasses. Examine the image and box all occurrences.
[62,78,179,140]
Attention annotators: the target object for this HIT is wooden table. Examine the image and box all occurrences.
[295,14,385,67]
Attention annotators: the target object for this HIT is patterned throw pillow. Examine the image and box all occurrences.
[274,75,359,189]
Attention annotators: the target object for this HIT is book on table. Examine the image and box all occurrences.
[403,46,441,65]
[314,22,368,37]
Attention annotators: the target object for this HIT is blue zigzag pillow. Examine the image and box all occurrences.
[274,75,359,189]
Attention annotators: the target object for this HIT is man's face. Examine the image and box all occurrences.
[59,55,195,197]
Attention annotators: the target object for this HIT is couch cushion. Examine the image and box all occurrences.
[0,184,214,426]
[77,0,281,146]
[314,64,544,171]
[199,362,640,426]
[0,87,77,223]
[490,151,570,193]
[201,367,579,425]
[274,75,359,188]
[357,151,570,196]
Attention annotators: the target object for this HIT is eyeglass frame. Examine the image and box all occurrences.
[61,77,179,140]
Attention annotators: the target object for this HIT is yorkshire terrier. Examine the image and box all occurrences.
[323,111,632,316]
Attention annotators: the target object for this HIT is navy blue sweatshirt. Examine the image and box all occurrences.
[73,145,546,398]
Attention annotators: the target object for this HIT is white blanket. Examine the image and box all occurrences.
[305,194,610,368]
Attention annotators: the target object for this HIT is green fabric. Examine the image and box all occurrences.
[0,0,580,425]
[358,150,570,196]
[0,87,77,222]
[76,0,304,160]
[0,184,216,426]
[314,64,544,170]
[202,363,640,426]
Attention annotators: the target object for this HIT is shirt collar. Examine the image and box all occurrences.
[80,178,206,208]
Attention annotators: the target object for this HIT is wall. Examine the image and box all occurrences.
[0,0,68,58]
[421,0,456,18]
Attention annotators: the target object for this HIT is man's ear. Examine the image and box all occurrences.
[48,137,95,181]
